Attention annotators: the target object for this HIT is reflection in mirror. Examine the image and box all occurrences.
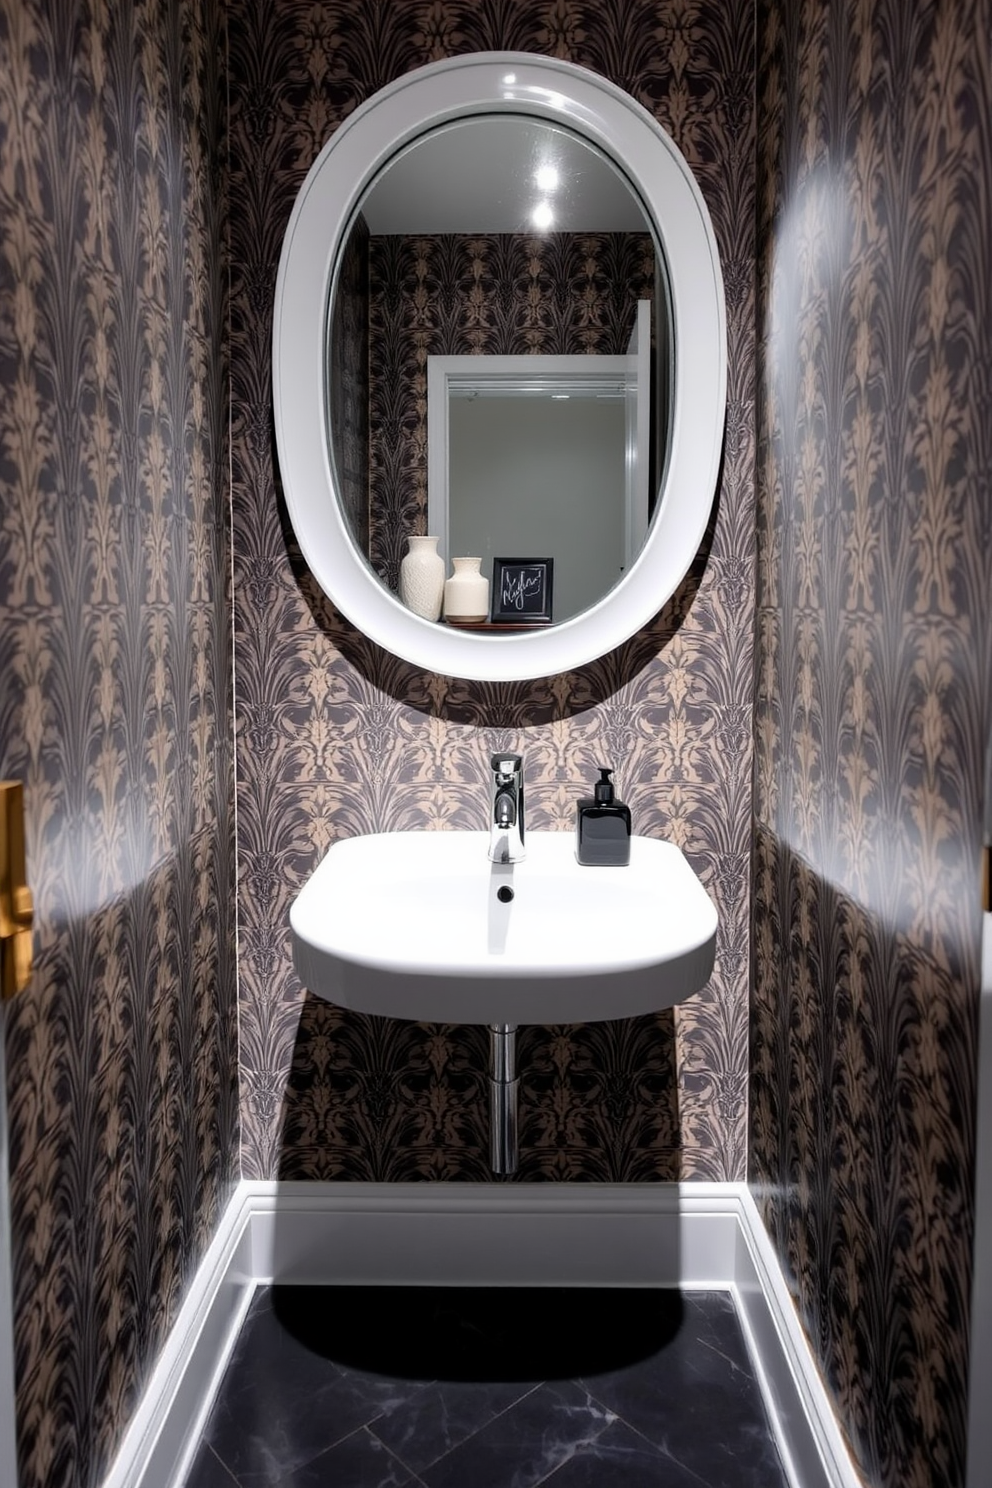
[448,382,624,625]
[427,299,651,624]
[327,113,672,625]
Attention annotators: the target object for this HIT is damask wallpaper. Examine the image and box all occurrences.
[228,0,757,1184]
[751,2,991,1487]
[0,2,236,1486]
[366,229,655,588]
[6,1,983,1484]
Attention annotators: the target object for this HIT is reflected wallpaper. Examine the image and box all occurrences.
[0,1,236,1486]
[751,1,990,1486]
[229,0,756,1185]
[366,229,656,588]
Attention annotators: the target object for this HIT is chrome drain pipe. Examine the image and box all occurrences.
[489,1022,519,1174]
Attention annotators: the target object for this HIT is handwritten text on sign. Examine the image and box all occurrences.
[501,568,544,611]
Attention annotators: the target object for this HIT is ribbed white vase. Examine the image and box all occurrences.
[443,556,490,622]
[398,535,445,621]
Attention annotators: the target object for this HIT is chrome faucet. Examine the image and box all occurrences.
[488,752,525,863]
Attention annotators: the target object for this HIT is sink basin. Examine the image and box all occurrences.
[290,831,717,1024]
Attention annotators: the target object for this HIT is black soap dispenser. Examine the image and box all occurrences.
[575,767,631,866]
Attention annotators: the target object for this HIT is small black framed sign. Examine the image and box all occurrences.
[491,558,554,625]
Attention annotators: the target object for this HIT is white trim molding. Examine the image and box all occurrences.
[100,1185,257,1488]
[733,1188,864,1488]
[102,1181,863,1488]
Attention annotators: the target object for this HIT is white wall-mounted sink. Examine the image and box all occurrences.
[290,831,717,1025]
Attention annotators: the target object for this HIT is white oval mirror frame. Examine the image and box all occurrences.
[273,53,727,683]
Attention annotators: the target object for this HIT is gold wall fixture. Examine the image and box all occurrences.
[1,781,34,1000]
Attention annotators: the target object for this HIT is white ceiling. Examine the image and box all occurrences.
[360,115,651,235]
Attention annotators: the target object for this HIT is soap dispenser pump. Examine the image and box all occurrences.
[575,767,631,866]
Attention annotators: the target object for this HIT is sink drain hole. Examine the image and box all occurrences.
[496,885,514,904]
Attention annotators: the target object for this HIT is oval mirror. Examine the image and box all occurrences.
[273,53,726,682]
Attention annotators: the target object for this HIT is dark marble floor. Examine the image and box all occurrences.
[182,1286,791,1488]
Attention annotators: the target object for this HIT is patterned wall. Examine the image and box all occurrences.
[0,1,237,1485]
[366,230,655,587]
[751,2,991,1486]
[229,0,757,1182]
[3,0,984,1481]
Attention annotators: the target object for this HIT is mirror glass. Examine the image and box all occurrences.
[446,375,627,623]
[327,114,672,625]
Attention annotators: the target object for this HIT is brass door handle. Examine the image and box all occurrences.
[1,781,34,1000]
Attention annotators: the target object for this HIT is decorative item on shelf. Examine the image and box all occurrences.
[491,558,554,626]
[398,535,445,621]
[443,556,490,624]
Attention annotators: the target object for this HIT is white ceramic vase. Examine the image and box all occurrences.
[443,556,490,623]
[398,535,445,621]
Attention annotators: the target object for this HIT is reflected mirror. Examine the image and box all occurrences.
[327,114,671,622]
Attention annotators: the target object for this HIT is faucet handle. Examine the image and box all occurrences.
[491,752,522,776]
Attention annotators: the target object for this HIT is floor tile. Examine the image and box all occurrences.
[417,1380,617,1488]
[277,1426,420,1487]
[196,1291,431,1484]
[539,1417,705,1488]
[369,1378,541,1472]
[181,1286,789,1488]
[579,1293,789,1488]
[181,1442,241,1488]
[260,1285,685,1382]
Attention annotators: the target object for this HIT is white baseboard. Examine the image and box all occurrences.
[101,1186,257,1488]
[102,1181,863,1488]
[733,1188,864,1488]
[243,1180,743,1288]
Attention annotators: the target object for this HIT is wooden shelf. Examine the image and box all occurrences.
[444,618,554,632]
